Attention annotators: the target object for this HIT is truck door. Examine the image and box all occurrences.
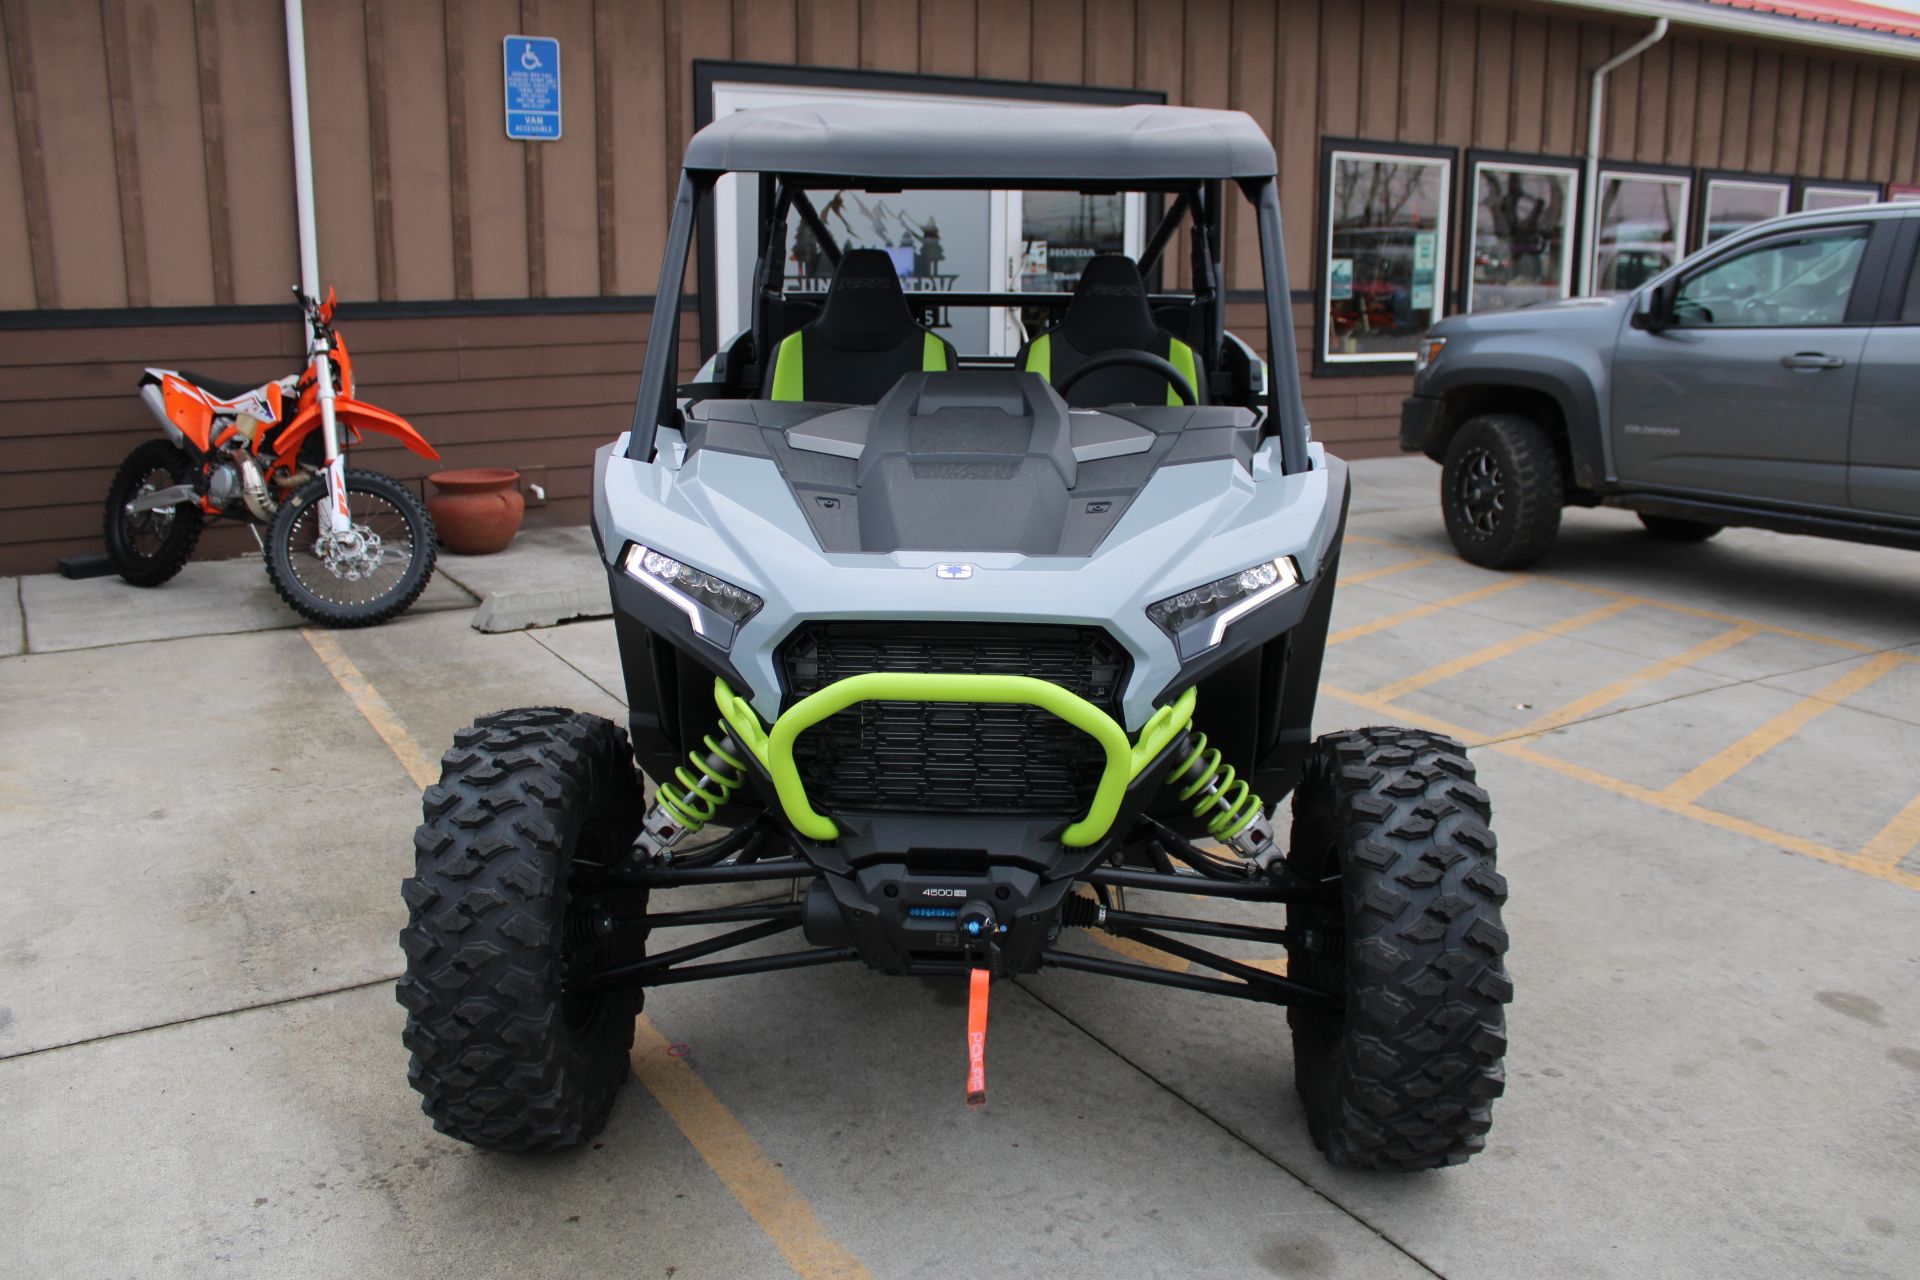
[1848,224,1920,520]
[1609,223,1872,510]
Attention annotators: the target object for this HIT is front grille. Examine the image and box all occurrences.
[778,621,1131,816]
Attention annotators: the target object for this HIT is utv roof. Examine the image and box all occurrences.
[682,102,1278,184]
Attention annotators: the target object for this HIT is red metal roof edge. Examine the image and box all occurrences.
[1706,0,1920,40]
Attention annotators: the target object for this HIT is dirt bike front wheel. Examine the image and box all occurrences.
[265,467,436,627]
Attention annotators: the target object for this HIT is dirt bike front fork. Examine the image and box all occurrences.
[312,345,352,537]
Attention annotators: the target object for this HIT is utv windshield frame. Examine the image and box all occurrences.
[626,104,1310,476]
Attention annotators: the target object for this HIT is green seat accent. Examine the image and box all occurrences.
[922,330,948,372]
[1165,336,1198,406]
[1025,332,1051,381]
[712,675,1196,847]
[768,330,806,401]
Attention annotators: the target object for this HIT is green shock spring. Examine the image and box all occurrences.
[1166,731,1266,843]
[654,729,748,833]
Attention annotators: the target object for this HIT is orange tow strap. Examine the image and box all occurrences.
[966,967,990,1107]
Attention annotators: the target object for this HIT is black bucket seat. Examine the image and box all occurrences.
[764,249,956,403]
[1019,254,1201,407]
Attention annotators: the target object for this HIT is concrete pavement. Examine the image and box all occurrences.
[2,456,1917,1278]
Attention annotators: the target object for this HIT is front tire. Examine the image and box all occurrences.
[1286,726,1511,1170]
[265,467,436,627]
[398,708,647,1152]
[103,439,204,586]
[1441,414,1562,570]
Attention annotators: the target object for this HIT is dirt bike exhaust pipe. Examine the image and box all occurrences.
[139,382,189,452]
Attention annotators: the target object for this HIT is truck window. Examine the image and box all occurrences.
[1672,227,1867,329]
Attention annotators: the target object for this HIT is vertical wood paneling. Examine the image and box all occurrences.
[376,1,455,302]
[444,0,472,298]
[211,0,296,303]
[1799,58,1830,176]
[796,0,858,68]
[1357,0,1399,141]
[1541,16,1580,156]
[1846,64,1877,179]
[1275,0,1318,276]
[1633,35,1670,165]
[463,0,529,297]
[29,0,128,307]
[1869,66,1900,180]
[1134,0,1182,101]
[1605,29,1642,162]
[1508,10,1547,156]
[860,0,918,73]
[0,4,37,309]
[1319,0,1359,140]
[363,0,397,300]
[1693,39,1727,167]
[189,0,233,303]
[304,0,378,301]
[1575,22,1611,159]
[975,0,1031,80]
[1893,73,1920,186]
[1185,0,1230,109]
[1083,0,1131,87]
[606,0,667,294]
[1747,46,1780,172]
[1823,61,1854,177]
[919,0,977,77]
[1228,0,1275,289]
[1772,54,1806,175]
[734,0,798,63]
[1435,3,1477,150]
[124,0,218,306]
[98,0,150,307]
[1658,28,1697,164]
[1721,43,1753,168]
[593,0,617,293]
[1398,0,1441,147]
[1032,0,1086,85]
[535,0,598,298]
[1475,8,1511,150]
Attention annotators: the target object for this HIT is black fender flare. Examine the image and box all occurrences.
[1421,359,1607,493]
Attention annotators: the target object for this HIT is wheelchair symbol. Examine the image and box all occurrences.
[520,45,543,70]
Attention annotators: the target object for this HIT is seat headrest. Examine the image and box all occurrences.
[1061,254,1160,354]
[814,249,916,352]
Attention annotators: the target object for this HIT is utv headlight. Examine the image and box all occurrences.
[1148,557,1301,658]
[621,543,762,648]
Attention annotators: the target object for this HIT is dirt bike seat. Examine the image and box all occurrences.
[169,369,273,403]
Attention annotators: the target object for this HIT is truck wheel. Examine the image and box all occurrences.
[1285,726,1511,1170]
[398,707,647,1152]
[1638,513,1721,542]
[1441,415,1562,569]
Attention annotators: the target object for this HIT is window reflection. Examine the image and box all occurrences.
[1593,173,1690,294]
[1325,152,1450,361]
[1469,163,1575,312]
[1702,179,1789,244]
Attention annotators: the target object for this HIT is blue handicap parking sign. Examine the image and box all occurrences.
[503,36,561,141]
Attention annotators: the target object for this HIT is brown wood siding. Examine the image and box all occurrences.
[4,0,1920,574]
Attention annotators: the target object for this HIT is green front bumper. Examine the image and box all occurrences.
[712,674,1196,847]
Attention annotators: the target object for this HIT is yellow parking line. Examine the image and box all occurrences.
[632,1018,872,1280]
[1860,792,1920,869]
[1319,683,1920,892]
[301,629,441,788]
[1367,599,1636,703]
[1327,579,1526,646]
[304,627,871,1278]
[1660,653,1906,803]
[1341,555,1439,585]
[1517,624,1759,735]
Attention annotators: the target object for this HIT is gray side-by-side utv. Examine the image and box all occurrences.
[397,103,1510,1170]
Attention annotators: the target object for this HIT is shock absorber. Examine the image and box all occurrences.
[636,727,749,860]
[1162,730,1276,859]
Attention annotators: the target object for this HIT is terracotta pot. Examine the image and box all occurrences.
[427,468,525,555]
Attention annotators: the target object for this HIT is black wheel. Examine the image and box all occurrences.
[264,467,435,627]
[1441,414,1562,570]
[1285,726,1511,1170]
[103,439,204,586]
[398,708,648,1152]
[1638,513,1722,542]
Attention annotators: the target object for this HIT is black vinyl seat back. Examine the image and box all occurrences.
[764,249,954,403]
[1020,254,1202,407]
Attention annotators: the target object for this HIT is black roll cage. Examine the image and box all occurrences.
[627,170,1311,477]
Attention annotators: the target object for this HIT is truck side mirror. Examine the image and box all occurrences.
[1632,284,1671,333]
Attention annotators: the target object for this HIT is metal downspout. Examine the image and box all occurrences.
[1580,17,1669,296]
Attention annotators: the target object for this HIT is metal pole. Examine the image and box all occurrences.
[284,0,349,533]
[1581,18,1668,296]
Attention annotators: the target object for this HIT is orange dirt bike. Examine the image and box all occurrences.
[105,287,441,627]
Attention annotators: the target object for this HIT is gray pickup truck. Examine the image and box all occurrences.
[1401,203,1920,568]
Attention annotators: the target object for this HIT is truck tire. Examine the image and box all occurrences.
[1442,414,1562,569]
[1285,726,1511,1170]
[1638,513,1721,542]
[398,707,648,1152]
